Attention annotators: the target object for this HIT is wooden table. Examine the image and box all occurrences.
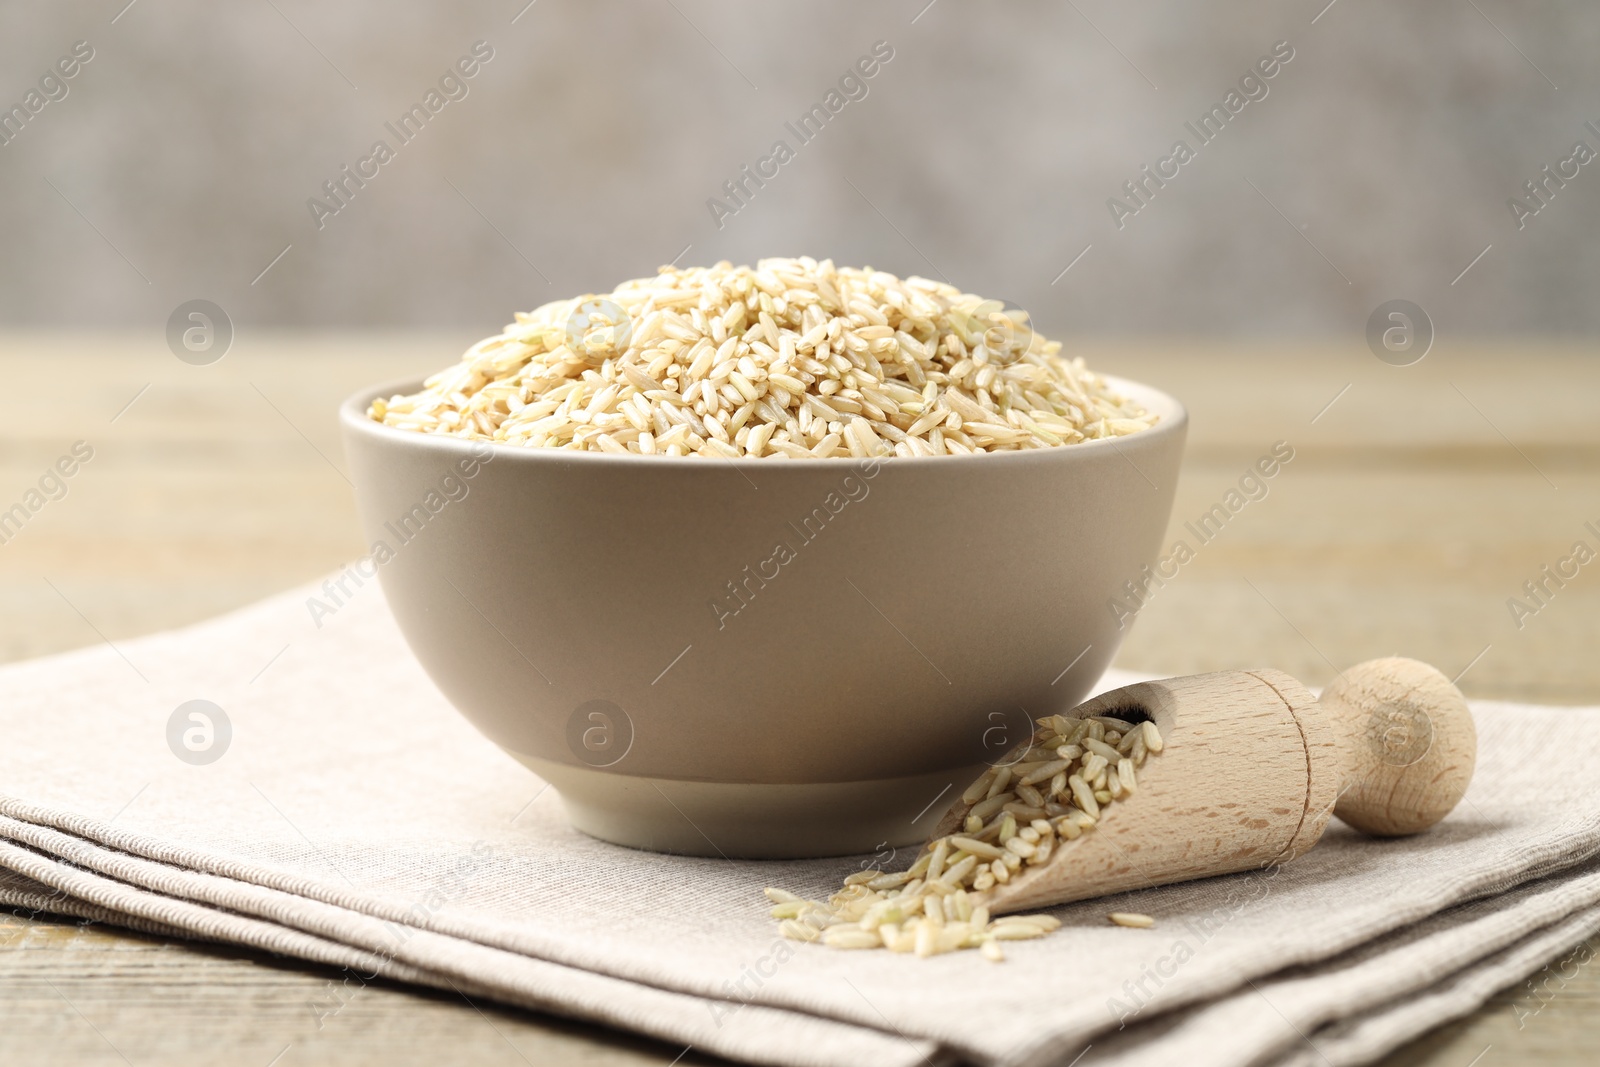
[2,334,1596,1065]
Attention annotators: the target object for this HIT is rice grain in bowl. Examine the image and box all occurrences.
[342,262,1186,859]
[368,258,1157,458]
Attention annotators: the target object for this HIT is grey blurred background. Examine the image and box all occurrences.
[2,0,1597,336]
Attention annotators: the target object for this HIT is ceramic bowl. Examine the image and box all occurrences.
[340,375,1186,858]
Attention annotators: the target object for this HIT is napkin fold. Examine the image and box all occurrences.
[1,576,1595,1067]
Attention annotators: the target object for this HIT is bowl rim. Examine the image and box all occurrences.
[340,371,1187,470]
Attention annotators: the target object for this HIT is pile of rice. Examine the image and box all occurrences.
[369,258,1157,458]
[766,713,1164,959]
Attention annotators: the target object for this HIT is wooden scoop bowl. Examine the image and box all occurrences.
[931,657,1478,915]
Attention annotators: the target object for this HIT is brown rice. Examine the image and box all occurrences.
[370,258,1157,458]
[766,712,1164,960]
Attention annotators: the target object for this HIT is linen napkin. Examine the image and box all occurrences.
[1,576,1596,1067]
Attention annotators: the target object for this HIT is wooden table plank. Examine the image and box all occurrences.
[0,914,717,1067]
[1,335,1596,1065]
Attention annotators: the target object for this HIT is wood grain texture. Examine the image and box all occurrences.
[1323,658,1478,837]
[0,913,716,1067]
[1250,666,1340,866]
[1,335,1595,1066]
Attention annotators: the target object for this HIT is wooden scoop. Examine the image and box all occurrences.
[931,657,1478,915]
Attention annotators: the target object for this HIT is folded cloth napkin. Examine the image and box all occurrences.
[1,577,1596,1067]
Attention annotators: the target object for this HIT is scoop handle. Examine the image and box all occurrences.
[1319,657,1478,836]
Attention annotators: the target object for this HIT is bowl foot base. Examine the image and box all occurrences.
[512,755,984,859]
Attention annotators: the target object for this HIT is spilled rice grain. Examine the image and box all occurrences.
[765,714,1164,959]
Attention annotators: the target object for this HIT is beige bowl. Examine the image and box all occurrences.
[340,376,1186,858]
